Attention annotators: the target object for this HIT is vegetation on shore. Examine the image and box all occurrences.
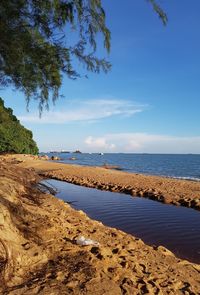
[0,98,38,154]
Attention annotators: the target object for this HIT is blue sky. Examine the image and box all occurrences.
[1,0,200,153]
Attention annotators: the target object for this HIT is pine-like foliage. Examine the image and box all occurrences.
[0,98,39,154]
[0,0,111,113]
[0,1,166,113]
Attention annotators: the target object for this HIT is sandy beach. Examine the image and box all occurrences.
[2,0,200,293]
[6,154,200,211]
[0,154,200,294]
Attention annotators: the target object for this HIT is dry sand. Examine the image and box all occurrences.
[0,155,200,294]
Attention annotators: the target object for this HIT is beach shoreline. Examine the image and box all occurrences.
[4,154,200,211]
[0,154,200,294]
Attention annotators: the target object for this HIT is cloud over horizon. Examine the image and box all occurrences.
[85,136,116,150]
[18,99,145,124]
[84,133,200,154]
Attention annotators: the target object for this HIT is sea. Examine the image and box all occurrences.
[43,153,200,181]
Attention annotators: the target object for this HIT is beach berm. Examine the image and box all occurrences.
[6,153,200,211]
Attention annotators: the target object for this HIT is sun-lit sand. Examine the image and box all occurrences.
[0,154,200,294]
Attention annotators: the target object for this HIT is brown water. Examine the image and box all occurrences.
[44,179,200,264]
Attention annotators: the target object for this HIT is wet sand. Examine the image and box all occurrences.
[0,154,200,294]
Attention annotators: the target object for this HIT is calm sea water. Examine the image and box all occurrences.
[44,153,200,181]
[44,179,200,264]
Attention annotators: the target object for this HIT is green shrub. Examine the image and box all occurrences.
[0,98,39,154]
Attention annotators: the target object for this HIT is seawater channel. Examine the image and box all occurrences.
[42,179,200,264]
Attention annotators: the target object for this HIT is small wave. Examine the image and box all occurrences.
[170,176,200,182]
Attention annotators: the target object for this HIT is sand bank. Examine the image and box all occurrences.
[4,154,200,211]
[0,156,200,294]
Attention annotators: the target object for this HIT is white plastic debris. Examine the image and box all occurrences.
[75,236,100,246]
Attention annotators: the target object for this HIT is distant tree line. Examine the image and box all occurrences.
[0,98,38,154]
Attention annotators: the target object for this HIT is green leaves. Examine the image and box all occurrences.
[0,98,39,154]
[0,1,167,112]
[0,0,111,113]
[147,0,168,25]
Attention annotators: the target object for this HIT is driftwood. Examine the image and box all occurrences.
[37,181,58,195]
[102,164,122,170]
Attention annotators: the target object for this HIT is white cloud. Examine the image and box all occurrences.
[85,136,116,150]
[84,133,200,153]
[18,99,145,124]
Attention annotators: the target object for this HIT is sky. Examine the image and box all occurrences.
[1,0,200,153]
